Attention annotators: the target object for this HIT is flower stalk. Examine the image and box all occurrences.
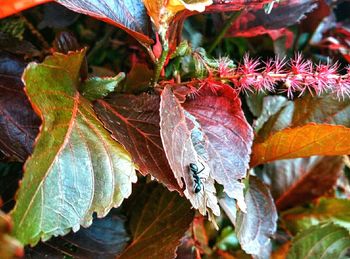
[208,54,350,99]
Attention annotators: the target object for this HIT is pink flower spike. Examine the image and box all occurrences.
[240,54,260,74]
[273,56,287,74]
[291,53,311,74]
[217,57,235,78]
[334,78,350,100]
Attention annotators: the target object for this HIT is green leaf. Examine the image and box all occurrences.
[119,182,194,259]
[287,223,350,259]
[80,72,125,101]
[283,198,350,234]
[11,51,137,245]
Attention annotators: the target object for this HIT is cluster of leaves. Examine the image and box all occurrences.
[1,0,350,258]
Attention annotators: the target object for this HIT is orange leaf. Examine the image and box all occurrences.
[251,123,350,166]
[0,0,52,19]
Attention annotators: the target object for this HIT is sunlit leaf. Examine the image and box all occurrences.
[251,123,350,166]
[119,182,194,259]
[143,0,212,29]
[11,50,137,245]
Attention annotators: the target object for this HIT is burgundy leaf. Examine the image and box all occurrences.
[227,0,317,39]
[94,93,181,192]
[0,52,40,161]
[265,156,344,210]
[55,0,153,44]
[120,182,195,259]
[160,86,220,217]
[183,82,253,211]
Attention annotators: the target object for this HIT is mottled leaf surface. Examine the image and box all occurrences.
[94,93,181,192]
[236,176,277,257]
[119,183,194,259]
[11,51,137,245]
[183,82,253,211]
[160,86,220,216]
[266,156,344,210]
[282,198,350,234]
[287,223,350,259]
[55,0,153,44]
[251,124,350,166]
[0,51,40,161]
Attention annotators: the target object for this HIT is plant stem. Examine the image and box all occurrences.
[208,10,242,54]
[152,32,169,85]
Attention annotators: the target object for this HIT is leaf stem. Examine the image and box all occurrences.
[208,10,242,54]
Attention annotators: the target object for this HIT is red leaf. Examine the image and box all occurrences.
[227,0,317,39]
[0,52,40,161]
[160,86,220,217]
[182,82,253,211]
[266,156,344,210]
[120,182,194,259]
[94,93,181,192]
[55,0,153,44]
[0,0,52,18]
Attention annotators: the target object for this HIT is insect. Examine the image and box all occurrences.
[189,162,205,193]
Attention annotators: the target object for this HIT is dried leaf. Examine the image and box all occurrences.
[251,123,350,166]
[11,51,137,245]
[94,93,181,192]
[119,182,194,259]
